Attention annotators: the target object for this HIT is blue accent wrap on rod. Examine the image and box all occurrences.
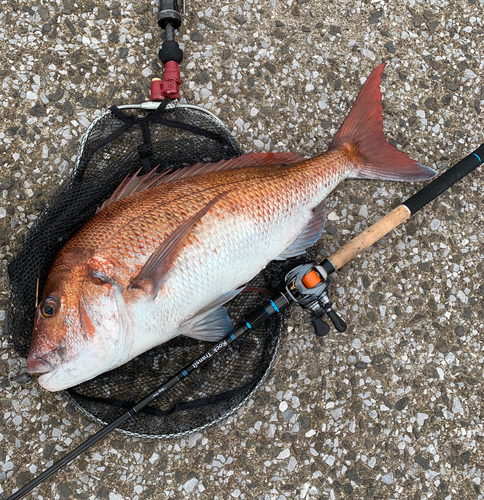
[245,321,252,330]
[270,300,279,313]
[230,333,235,340]
[473,153,482,163]
[323,258,336,274]
[182,370,187,377]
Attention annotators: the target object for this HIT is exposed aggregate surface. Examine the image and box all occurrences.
[1,0,484,499]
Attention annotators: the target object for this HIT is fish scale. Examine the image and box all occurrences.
[27,64,437,391]
[122,152,354,358]
[79,158,333,271]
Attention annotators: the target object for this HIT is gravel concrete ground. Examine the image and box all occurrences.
[1,0,484,499]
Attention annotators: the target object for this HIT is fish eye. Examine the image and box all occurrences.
[41,298,57,318]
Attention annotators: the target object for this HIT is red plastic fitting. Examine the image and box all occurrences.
[151,78,164,101]
[150,61,181,101]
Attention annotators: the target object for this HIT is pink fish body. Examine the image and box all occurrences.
[27,64,435,391]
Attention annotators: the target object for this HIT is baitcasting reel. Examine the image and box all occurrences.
[285,261,347,337]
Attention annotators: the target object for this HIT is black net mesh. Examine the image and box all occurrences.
[6,102,316,438]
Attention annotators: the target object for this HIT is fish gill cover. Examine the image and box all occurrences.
[4,103,308,437]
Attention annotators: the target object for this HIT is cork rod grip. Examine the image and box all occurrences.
[328,204,411,271]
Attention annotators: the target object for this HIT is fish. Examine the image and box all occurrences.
[26,64,436,391]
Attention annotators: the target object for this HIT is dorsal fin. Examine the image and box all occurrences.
[162,151,307,182]
[96,167,170,214]
[96,152,307,213]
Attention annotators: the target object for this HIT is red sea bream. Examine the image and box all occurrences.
[27,64,436,391]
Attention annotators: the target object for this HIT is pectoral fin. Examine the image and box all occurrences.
[177,287,243,342]
[181,306,234,342]
[277,200,327,259]
[129,193,225,299]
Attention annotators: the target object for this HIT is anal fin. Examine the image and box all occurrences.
[277,200,327,259]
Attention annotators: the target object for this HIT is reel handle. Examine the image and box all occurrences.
[327,309,347,332]
[308,317,330,337]
[308,309,347,337]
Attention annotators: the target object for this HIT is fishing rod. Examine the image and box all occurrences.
[6,146,482,500]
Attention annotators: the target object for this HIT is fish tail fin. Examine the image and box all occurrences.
[330,63,436,182]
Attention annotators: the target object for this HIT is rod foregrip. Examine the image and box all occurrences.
[327,204,411,271]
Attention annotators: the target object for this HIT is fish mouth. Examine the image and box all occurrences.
[27,357,54,375]
[27,357,61,391]
[27,345,66,376]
